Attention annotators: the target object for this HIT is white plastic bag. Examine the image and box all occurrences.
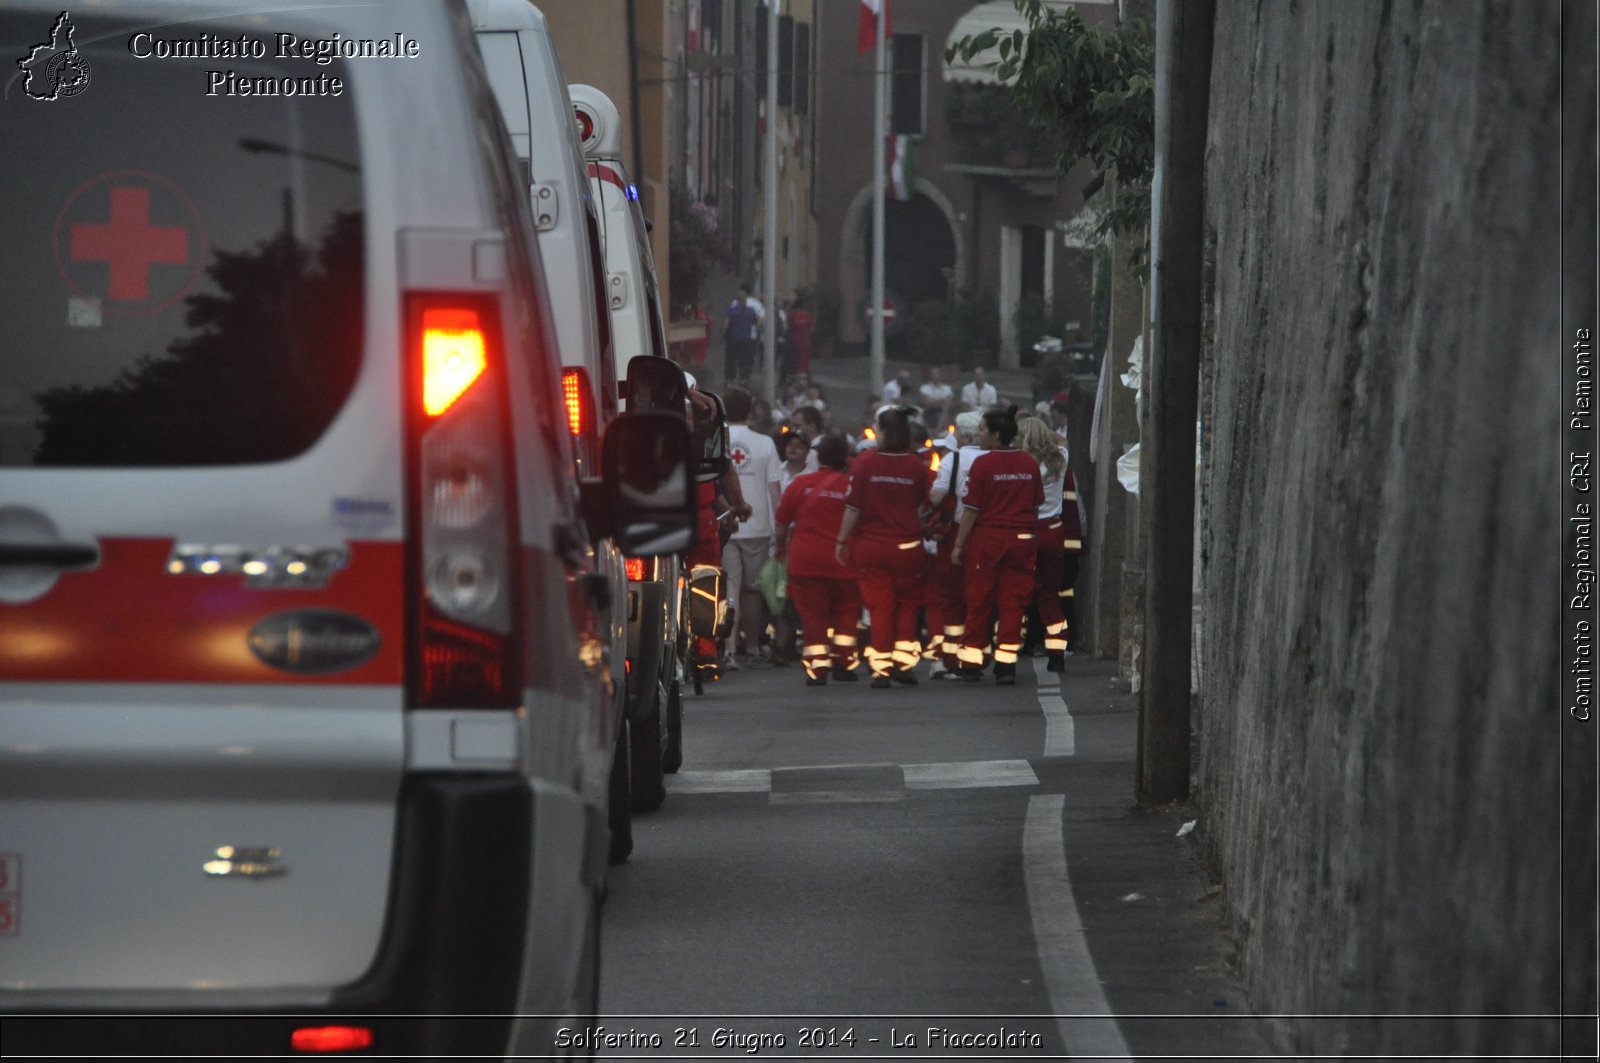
[1116,444,1141,496]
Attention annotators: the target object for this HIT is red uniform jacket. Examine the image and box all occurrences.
[776,469,854,579]
[961,449,1045,530]
[845,450,931,542]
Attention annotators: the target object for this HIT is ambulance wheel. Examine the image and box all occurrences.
[607,723,633,865]
[629,702,666,813]
[663,679,684,774]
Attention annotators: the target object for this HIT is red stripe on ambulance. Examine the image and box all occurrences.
[0,538,404,684]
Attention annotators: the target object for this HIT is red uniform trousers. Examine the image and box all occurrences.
[959,526,1037,668]
[1033,517,1070,653]
[853,536,926,677]
[688,480,723,666]
[787,575,863,679]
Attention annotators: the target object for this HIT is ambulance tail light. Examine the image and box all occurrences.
[406,295,523,709]
[563,366,600,473]
[625,557,651,582]
[291,1026,374,1054]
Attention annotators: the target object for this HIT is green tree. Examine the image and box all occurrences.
[946,1,1153,272]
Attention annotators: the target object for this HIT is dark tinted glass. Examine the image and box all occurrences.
[777,16,793,109]
[891,33,923,135]
[0,13,364,466]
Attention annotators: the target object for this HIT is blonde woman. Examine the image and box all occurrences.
[1016,417,1072,671]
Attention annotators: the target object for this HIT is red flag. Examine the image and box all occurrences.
[857,0,890,56]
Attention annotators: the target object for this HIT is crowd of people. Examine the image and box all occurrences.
[693,366,1084,690]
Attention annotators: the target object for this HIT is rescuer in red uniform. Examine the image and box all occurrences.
[951,408,1043,686]
[836,407,932,688]
[773,435,861,686]
[686,378,747,683]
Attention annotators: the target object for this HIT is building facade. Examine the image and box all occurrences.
[813,0,1113,366]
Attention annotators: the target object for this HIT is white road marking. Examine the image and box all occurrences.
[666,768,771,793]
[1032,656,1076,756]
[1025,793,1134,1057]
[768,791,904,805]
[903,758,1039,789]
[666,759,1039,795]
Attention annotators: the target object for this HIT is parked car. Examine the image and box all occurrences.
[571,83,685,808]
[466,0,634,858]
[0,1,691,1057]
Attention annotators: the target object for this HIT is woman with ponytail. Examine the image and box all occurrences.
[1016,417,1072,671]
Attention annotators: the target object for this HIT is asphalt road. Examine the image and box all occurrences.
[593,654,1273,1061]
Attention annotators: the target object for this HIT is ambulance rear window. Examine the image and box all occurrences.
[0,12,364,466]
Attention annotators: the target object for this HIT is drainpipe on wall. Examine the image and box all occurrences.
[1137,0,1213,805]
[626,0,645,183]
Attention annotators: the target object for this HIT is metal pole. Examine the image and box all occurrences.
[869,0,887,398]
[1139,0,1214,805]
[763,0,780,402]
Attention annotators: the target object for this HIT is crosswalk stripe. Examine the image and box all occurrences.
[666,768,771,793]
[903,759,1039,789]
[667,758,1039,796]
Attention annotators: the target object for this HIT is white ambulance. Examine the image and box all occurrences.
[0,0,691,1056]
[570,83,686,810]
[465,0,634,852]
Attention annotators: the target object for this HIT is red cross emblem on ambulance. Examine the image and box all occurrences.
[54,169,205,318]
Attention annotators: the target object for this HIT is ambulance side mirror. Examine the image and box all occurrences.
[624,354,688,413]
[600,413,694,557]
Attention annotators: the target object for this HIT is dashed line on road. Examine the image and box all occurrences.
[1032,657,1076,756]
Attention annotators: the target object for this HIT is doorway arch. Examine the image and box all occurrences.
[837,178,965,344]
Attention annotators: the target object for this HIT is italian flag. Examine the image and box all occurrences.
[857,0,890,56]
[888,133,915,201]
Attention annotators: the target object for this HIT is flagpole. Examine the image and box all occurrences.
[869,0,887,399]
[763,0,779,403]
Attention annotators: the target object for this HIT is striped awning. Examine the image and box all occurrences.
[942,1,1109,84]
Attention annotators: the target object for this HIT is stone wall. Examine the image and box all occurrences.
[1198,1,1585,1055]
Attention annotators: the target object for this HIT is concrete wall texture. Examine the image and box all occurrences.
[1197,1,1586,1055]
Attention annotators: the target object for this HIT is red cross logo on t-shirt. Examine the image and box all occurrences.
[730,444,750,468]
[54,169,206,318]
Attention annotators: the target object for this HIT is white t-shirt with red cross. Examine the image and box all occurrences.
[727,423,783,540]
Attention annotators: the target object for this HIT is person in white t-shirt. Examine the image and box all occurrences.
[960,366,999,409]
[791,404,824,474]
[778,429,812,494]
[721,386,784,666]
[881,369,912,405]
[926,410,985,677]
[919,367,954,414]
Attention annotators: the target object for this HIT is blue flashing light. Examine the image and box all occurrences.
[626,183,639,201]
